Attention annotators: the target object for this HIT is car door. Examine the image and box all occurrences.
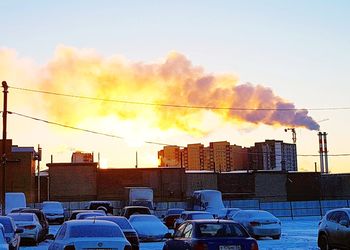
[166,223,187,250]
[327,211,340,246]
[49,224,67,250]
[335,211,350,248]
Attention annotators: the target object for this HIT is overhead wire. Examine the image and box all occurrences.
[9,86,350,111]
[7,110,350,157]
[8,111,178,147]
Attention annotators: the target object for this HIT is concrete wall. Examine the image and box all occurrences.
[48,163,97,201]
[287,172,321,201]
[97,167,185,201]
[321,174,350,199]
[185,172,217,197]
[255,172,287,201]
[218,173,255,199]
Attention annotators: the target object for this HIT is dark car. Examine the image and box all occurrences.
[120,206,151,219]
[87,201,114,215]
[318,208,350,250]
[11,208,49,242]
[163,209,185,229]
[174,211,214,230]
[89,216,140,250]
[0,216,23,250]
[69,209,106,220]
[163,219,259,250]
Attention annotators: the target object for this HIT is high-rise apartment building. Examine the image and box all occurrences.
[158,145,181,167]
[250,140,297,171]
[209,141,231,172]
[183,143,204,170]
[230,145,249,171]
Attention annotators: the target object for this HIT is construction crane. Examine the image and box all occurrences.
[285,128,296,144]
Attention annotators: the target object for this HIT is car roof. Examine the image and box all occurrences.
[64,219,117,227]
[188,219,240,224]
[123,206,149,209]
[181,211,211,215]
[326,208,350,213]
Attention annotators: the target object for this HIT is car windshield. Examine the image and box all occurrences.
[8,214,33,221]
[0,219,13,233]
[197,223,248,238]
[43,203,62,209]
[78,213,105,220]
[190,214,214,220]
[69,225,122,238]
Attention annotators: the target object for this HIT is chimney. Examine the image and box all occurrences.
[318,132,324,173]
[323,132,329,173]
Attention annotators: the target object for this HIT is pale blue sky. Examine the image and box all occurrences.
[1,1,350,171]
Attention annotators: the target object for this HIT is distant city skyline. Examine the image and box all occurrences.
[0,1,349,172]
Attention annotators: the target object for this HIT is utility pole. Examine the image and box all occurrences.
[1,81,8,215]
[36,145,42,203]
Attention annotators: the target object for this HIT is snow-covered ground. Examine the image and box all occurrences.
[21,217,320,250]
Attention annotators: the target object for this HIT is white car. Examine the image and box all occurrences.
[48,220,131,250]
[231,210,281,239]
[41,201,65,224]
[0,225,9,250]
[7,213,42,245]
[0,216,22,250]
[129,214,168,242]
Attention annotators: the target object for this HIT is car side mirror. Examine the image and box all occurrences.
[339,220,349,227]
[164,233,173,239]
[46,234,55,240]
[15,228,24,234]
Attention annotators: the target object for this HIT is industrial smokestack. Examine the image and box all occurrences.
[323,132,329,173]
[318,132,324,173]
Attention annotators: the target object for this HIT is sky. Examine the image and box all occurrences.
[0,1,349,172]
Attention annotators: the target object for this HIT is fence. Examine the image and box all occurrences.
[28,199,350,219]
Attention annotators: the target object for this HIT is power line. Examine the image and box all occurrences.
[9,86,350,111]
[7,111,350,157]
[8,111,178,147]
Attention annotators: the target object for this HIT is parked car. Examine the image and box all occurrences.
[129,215,168,242]
[174,211,214,230]
[76,212,106,220]
[0,216,22,250]
[86,201,114,214]
[10,208,49,242]
[7,213,43,245]
[69,210,106,220]
[0,225,9,250]
[318,207,350,250]
[231,210,281,239]
[48,220,131,250]
[120,206,151,219]
[163,209,185,229]
[218,208,241,219]
[88,216,140,250]
[163,219,259,250]
[41,201,65,224]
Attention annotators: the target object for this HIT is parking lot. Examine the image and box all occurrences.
[20,217,320,250]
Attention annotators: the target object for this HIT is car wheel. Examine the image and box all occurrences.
[272,234,281,240]
[318,234,329,250]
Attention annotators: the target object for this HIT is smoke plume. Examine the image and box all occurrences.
[1,46,320,134]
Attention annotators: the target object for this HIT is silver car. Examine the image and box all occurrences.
[318,208,350,250]
[7,213,42,245]
[41,201,65,224]
[48,220,131,250]
[0,216,22,250]
[231,210,281,239]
